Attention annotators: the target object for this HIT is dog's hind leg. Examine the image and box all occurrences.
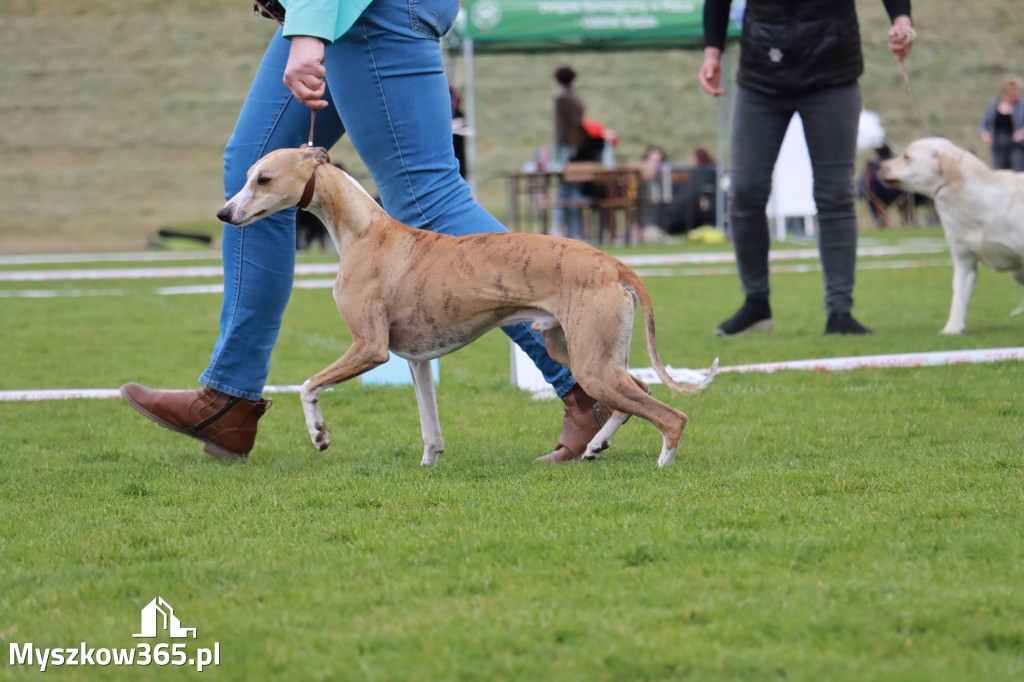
[409,359,444,466]
[568,291,688,467]
[582,375,650,460]
[301,341,390,451]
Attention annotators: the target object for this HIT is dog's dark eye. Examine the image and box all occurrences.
[257,176,272,186]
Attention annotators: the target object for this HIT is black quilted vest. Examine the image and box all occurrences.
[737,0,863,96]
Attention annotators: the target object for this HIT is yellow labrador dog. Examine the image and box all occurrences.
[878,137,1024,334]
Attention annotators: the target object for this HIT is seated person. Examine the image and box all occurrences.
[663,148,718,234]
[690,146,715,168]
[689,147,718,227]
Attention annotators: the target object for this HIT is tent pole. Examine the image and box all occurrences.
[462,37,477,196]
[715,45,732,233]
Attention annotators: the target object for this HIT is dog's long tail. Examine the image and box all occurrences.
[621,268,718,394]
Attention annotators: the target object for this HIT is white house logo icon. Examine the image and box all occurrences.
[133,597,197,639]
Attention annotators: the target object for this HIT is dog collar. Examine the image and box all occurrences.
[297,169,317,210]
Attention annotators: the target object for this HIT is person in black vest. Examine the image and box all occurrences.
[699,0,914,336]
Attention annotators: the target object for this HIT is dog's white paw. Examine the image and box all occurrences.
[420,445,443,466]
[657,446,677,468]
[420,441,443,467]
[939,326,965,335]
[583,440,609,460]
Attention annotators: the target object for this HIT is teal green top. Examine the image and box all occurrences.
[280,0,373,44]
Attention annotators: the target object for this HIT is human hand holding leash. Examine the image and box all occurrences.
[888,15,915,61]
[284,36,328,110]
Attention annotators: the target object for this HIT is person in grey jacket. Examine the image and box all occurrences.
[979,75,1024,172]
[699,0,914,336]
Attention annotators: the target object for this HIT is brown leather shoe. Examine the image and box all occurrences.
[119,383,271,461]
[535,384,608,463]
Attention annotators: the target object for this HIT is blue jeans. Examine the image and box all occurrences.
[201,0,576,400]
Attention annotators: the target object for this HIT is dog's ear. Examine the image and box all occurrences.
[299,145,331,165]
[937,151,964,190]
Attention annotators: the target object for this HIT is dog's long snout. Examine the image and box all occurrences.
[216,205,236,225]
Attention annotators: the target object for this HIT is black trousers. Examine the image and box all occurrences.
[728,83,862,315]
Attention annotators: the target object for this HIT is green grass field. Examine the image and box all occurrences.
[1,1,1023,679]
[2,232,1023,680]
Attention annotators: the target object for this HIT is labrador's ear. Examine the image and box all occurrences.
[937,151,964,191]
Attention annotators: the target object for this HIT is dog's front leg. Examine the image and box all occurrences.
[300,380,330,451]
[584,409,632,460]
[300,341,391,451]
[582,376,646,460]
[408,359,444,466]
[942,255,978,335]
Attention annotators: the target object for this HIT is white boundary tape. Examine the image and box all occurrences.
[0,263,340,283]
[0,251,218,266]
[0,260,953,299]
[625,347,1024,388]
[0,384,307,403]
[1,244,952,299]
[3,347,1021,402]
[510,346,1023,399]
[0,239,945,268]
[713,347,1024,375]
[5,243,1009,402]
[0,243,948,283]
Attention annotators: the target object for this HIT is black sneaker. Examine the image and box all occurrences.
[825,313,873,335]
[716,301,773,337]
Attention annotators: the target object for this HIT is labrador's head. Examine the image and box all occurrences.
[878,137,965,197]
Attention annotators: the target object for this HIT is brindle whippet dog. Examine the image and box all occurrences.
[217,146,717,467]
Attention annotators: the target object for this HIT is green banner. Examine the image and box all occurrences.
[458,0,727,52]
